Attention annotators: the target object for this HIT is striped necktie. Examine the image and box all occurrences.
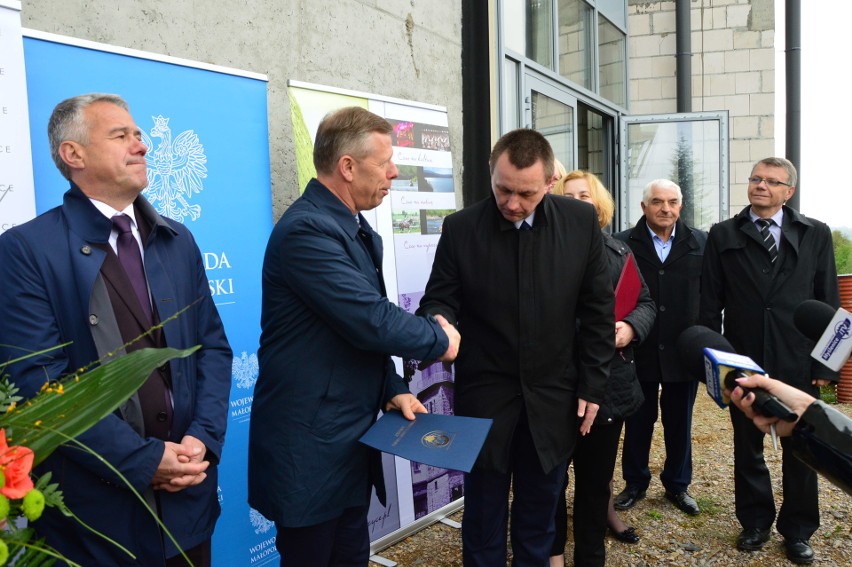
[755,218,778,264]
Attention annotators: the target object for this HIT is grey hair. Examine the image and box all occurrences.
[313,106,393,176]
[48,93,129,180]
[752,157,798,187]
[642,178,683,205]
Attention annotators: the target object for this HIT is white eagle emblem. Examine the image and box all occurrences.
[249,508,274,534]
[233,351,259,389]
[141,115,207,222]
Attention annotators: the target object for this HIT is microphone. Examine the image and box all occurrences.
[677,326,797,421]
[794,299,852,372]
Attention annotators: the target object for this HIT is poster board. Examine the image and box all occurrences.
[0,1,36,235]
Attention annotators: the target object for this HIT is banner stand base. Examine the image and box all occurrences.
[369,555,398,567]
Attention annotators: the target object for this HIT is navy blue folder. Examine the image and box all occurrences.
[359,411,493,473]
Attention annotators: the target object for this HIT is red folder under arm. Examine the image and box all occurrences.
[614,252,641,321]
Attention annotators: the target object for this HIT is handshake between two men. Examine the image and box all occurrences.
[385,313,461,420]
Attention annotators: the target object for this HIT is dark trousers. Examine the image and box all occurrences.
[730,403,820,540]
[274,506,370,567]
[462,411,567,567]
[552,419,623,566]
[621,380,698,493]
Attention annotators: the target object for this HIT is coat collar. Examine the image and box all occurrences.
[627,217,698,258]
[302,178,375,239]
[491,193,553,232]
[603,232,629,255]
[732,204,812,256]
[62,183,176,245]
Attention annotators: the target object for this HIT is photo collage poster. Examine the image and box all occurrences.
[383,108,464,521]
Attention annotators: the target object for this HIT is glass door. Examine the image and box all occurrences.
[525,73,578,171]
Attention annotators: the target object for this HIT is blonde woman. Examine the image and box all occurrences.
[550,171,656,566]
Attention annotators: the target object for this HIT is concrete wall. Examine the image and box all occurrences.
[628,0,775,215]
[21,0,463,219]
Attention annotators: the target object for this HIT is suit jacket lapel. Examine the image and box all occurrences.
[735,214,784,297]
[628,221,663,267]
[780,214,801,256]
[740,216,770,250]
[92,243,156,333]
[662,221,695,264]
[356,214,387,297]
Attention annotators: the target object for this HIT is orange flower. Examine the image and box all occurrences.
[0,429,34,499]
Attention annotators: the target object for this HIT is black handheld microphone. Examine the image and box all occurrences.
[676,326,797,422]
[718,367,798,422]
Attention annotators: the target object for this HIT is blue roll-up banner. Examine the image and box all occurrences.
[23,32,274,566]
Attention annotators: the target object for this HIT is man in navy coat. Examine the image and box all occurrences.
[248,106,459,567]
[0,94,232,565]
[418,129,614,566]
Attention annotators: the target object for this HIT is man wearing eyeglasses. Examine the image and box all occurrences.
[699,157,840,565]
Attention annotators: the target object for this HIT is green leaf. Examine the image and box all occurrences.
[34,471,53,491]
[0,346,199,466]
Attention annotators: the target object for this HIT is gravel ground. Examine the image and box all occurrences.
[374,392,852,566]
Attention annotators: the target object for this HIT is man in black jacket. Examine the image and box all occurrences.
[614,179,706,518]
[699,157,839,564]
[418,129,614,566]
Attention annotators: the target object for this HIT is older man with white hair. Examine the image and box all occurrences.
[613,179,707,518]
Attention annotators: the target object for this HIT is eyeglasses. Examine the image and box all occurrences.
[748,176,791,188]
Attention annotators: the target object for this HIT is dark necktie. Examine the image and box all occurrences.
[112,214,152,323]
[755,218,778,264]
[519,220,532,231]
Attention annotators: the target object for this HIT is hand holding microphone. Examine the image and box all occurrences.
[728,373,816,437]
[676,325,798,450]
[676,325,797,422]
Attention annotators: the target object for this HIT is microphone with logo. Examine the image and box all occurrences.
[793,299,852,372]
[676,325,797,422]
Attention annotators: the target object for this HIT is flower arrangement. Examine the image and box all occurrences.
[0,427,55,565]
[0,343,199,566]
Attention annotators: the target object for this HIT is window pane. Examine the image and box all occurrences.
[598,15,626,107]
[503,0,527,55]
[578,106,607,181]
[597,0,627,29]
[557,0,592,89]
[503,59,520,130]
[625,121,722,231]
[532,90,574,170]
[528,0,554,69]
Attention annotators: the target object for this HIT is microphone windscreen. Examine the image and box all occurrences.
[676,325,734,382]
[793,299,837,341]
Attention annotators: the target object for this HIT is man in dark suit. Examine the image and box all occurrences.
[0,93,232,566]
[699,157,839,564]
[418,129,614,566]
[248,106,459,567]
[613,179,706,517]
